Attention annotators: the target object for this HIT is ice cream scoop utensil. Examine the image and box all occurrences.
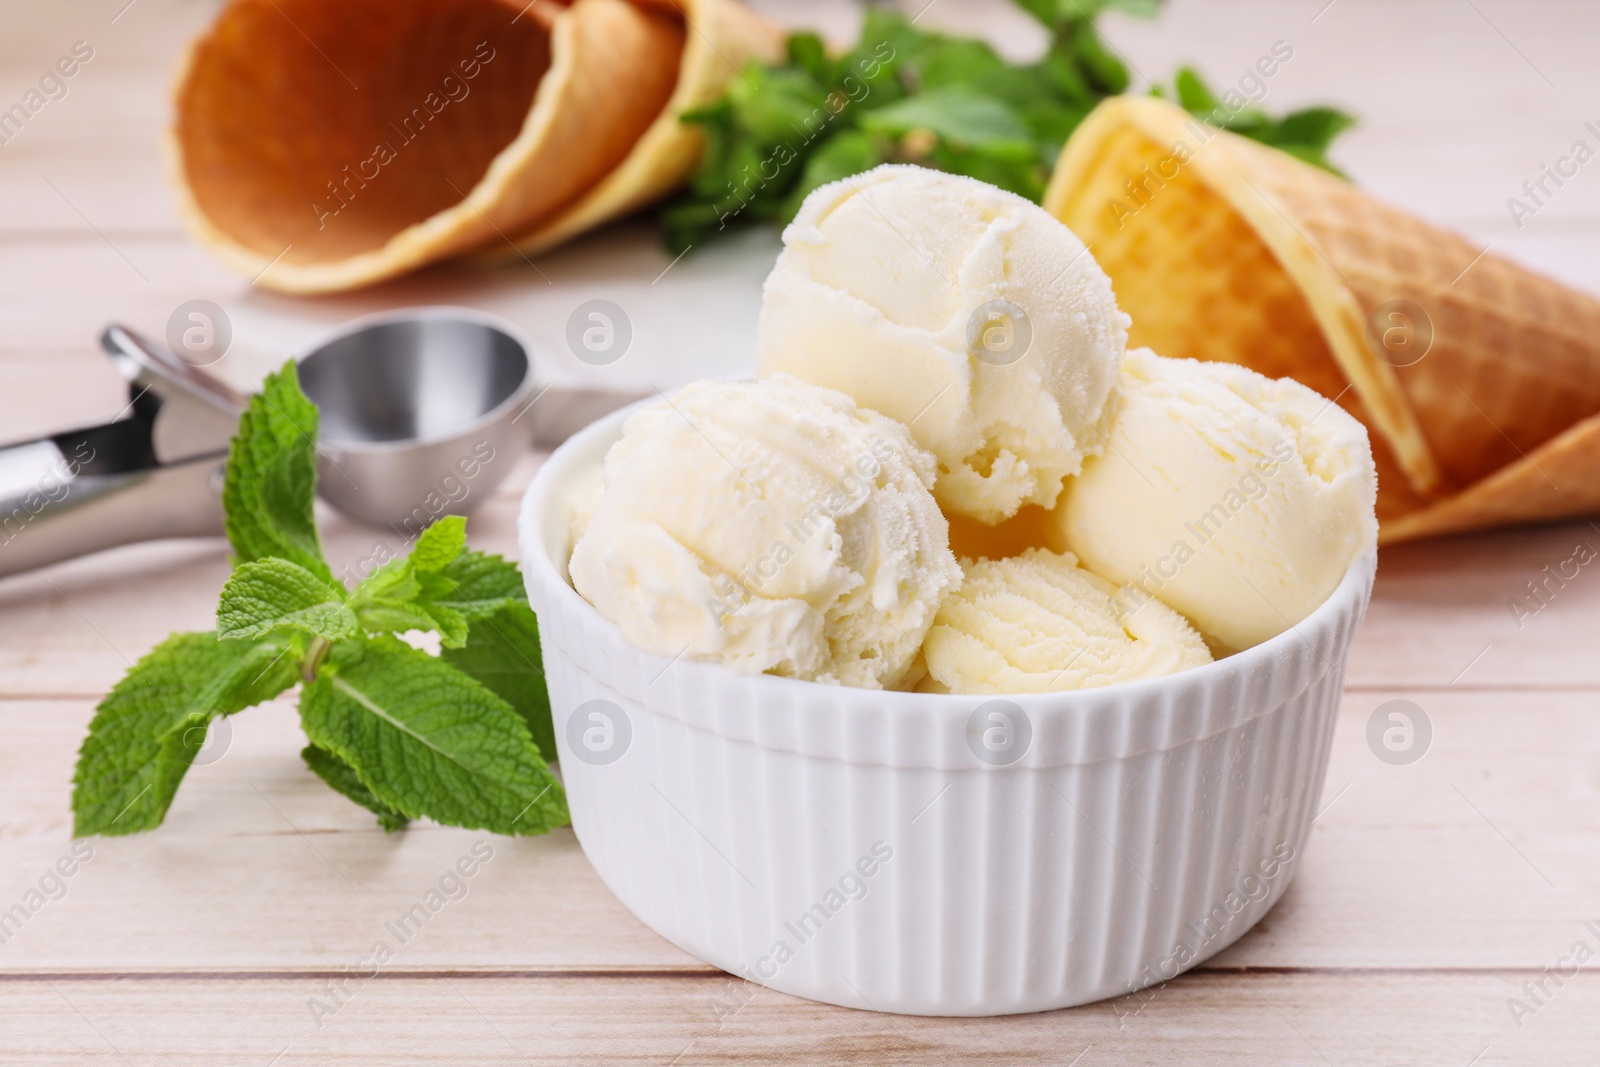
[0,308,643,579]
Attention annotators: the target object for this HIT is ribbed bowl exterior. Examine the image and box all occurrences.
[521,408,1375,1016]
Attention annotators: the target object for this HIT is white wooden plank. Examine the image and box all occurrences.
[1,970,1596,1065]
[0,141,180,236]
[1353,520,1600,689]
[0,352,130,443]
[0,218,779,386]
[0,0,217,69]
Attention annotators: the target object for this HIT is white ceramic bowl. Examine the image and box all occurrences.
[519,404,1376,1017]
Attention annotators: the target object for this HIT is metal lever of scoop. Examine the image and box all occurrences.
[0,326,241,580]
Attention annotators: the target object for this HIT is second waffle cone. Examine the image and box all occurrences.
[1044,96,1600,542]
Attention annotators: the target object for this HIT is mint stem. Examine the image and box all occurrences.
[301,636,330,683]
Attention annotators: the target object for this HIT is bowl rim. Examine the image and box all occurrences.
[519,396,1376,717]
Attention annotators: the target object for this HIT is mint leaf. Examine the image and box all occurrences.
[73,632,297,836]
[441,603,555,761]
[1173,65,1224,115]
[217,558,357,643]
[302,745,408,831]
[76,367,557,841]
[1016,0,1161,29]
[916,38,1045,107]
[360,599,469,649]
[222,361,332,583]
[1265,106,1356,151]
[352,558,469,649]
[410,515,467,573]
[786,30,830,84]
[1258,106,1355,175]
[1168,67,1352,175]
[347,520,494,649]
[354,557,423,606]
[299,636,567,835]
[1062,17,1130,95]
[861,86,1047,200]
[422,550,527,620]
[860,87,1033,150]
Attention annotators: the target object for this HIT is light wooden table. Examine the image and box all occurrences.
[3,0,1598,1062]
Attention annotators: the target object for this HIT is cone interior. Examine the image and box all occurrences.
[1046,115,1433,524]
[174,0,679,268]
[176,0,548,264]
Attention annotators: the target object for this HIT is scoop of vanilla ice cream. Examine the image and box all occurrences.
[564,458,605,550]
[756,164,1129,525]
[1055,349,1378,651]
[568,376,961,689]
[919,548,1211,694]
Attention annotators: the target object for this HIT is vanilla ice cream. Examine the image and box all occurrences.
[568,376,961,689]
[1055,349,1378,651]
[919,548,1211,694]
[757,164,1129,525]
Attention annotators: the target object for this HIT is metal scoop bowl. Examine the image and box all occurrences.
[296,308,537,530]
[0,307,638,579]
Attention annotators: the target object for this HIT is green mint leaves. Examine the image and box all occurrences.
[71,360,565,838]
[422,548,530,619]
[1161,67,1354,176]
[409,515,467,571]
[442,604,557,761]
[72,632,298,834]
[221,363,331,582]
[658,1,1355,252]
[347,518,480,649]
[217,558,358,643]
[302,744,409,832]
[301,637,565,835]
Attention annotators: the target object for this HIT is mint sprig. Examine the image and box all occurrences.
[71,361,566,838]
[657,0,1355,252]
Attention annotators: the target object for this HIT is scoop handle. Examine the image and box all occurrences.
[0,423,226,580]
[0,324,241,580]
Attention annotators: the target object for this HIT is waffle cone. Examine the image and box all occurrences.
[169,0,780,294]
[497,0,786,257]
[1044,96,1600,542]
